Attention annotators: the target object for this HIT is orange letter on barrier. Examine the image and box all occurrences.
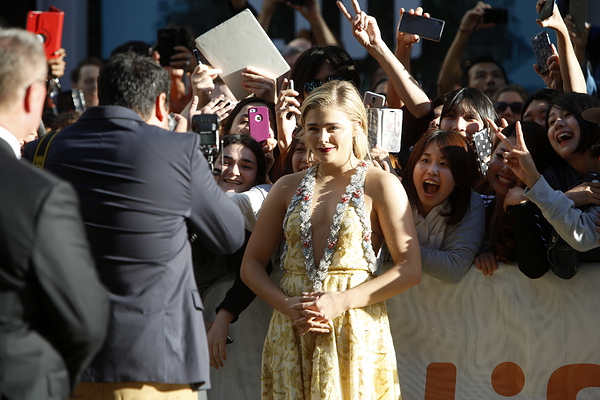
[491,362,525,396]
[547,364,600,400]
[424,362,456,400]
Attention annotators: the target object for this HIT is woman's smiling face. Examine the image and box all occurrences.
[547,106,581,162]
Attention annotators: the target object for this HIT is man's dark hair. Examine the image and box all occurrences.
[290,46,361,98]
[440,87,499,129]
[98,52,170,121]
[461,55,507,88]
[520,88,558,120]
[70,57,103,84]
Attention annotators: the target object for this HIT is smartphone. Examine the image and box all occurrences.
[156,28,187,66]
[483,9,508,24]
[532,31,554,75]
[286,80,295,120]
[472,128,492,175]
[569,0,588,32]
[367,108,403,153]
[248,107,270,142]
[26,6,64,59]
[398,14,445,42]
[539,0,555,21]
[363,91,386,109]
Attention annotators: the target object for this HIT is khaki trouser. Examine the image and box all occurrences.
[70,382,197,400]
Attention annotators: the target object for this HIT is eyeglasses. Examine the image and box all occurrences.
[303,75,345,95]
[494,102,523,114]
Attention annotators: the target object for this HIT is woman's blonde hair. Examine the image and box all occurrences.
[298,80,369,160]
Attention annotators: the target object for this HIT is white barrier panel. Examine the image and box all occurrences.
[388,263,600,400]
[203,264,600,399]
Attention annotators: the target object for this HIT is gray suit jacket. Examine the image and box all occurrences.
[0,138,109,399]
[32,106,245,388]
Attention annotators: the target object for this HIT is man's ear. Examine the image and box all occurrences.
[24,81,45,115]
[154,92,169,122]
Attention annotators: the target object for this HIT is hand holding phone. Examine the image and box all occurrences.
[538,0,555,21]
[532,31,554,75]
[398,14,445,42]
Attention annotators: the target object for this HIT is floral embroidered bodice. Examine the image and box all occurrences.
[281,162,378,291]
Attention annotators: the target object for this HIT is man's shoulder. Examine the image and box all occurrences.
[59,106,199,148]
[0,155,70,209]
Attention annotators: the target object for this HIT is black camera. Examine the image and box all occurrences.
[192,114,220,171]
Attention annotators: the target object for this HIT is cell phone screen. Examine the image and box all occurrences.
[398,14,445,42]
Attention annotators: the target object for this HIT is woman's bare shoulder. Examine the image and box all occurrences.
[269,170,309,200]
[365,165,403,193]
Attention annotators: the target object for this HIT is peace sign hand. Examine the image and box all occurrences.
[337,0,382,50]
[493,120,542,188]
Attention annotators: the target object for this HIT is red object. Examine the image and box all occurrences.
[26,6,64,59]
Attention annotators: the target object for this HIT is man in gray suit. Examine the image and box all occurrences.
[28,52,246,399]
[0,28,109,400]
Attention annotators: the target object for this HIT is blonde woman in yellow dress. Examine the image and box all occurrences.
[241,80,421,399]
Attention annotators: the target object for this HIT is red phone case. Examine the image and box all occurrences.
[26,6,64,60]
[248,107,270,142]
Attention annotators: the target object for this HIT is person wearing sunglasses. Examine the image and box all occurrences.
[289,46,361,101]
[492,84,529,125]
[274,46,361,170]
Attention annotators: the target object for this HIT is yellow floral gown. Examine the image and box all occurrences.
[261,163,401,400]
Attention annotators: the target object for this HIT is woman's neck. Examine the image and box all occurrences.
[317,156,361,178]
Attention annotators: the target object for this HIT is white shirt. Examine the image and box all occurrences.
[225,184,272,232]
[0,125,21,159]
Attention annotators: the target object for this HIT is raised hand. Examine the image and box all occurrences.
[48,48,66,78]
[288,0,321,23]
[494,120,541,188]
[397,7,429,48]
[536,0,562,30]
[169,45,195,73]
[337,0,382,50]
[241,67,277,103]
[459,1,494,34]
[275,78,301,152]
[189,94,235,123]
[190,64,222,107]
